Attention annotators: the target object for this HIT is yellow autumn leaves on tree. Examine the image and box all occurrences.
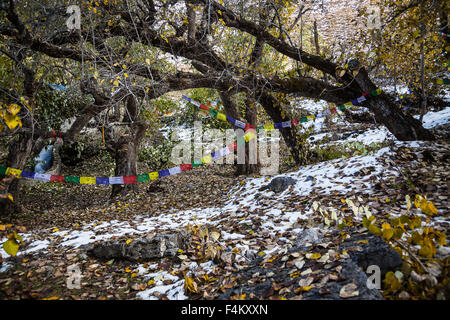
[0,102,22,132]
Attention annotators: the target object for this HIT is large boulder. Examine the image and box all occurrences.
[86,232,187,262]
[259,176,296,193]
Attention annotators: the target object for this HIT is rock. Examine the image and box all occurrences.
[302,260,383,300]
[258,176,296,193]
[295,228,322,248]
[304,176,315,182]
[86,231,187,262]
[341,234,402,278]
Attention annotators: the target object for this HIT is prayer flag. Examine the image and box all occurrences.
[96,177,110,185]
[137,174,150,182]
[6,168,22,177]
[180,164,192,172]
[149,172,159,180]
[217,113,227,122]
[158,170,170,177]
[20,170,35,179]
[123,176,137,184]
[50,175,65,183]
[65,176,80,183]
[109,176,124,184]
[80,177,96,184]
[168,167,182,175]
[34,173,51,182]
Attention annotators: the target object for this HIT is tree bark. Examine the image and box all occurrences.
[258,92,305,165]
[353,69,435,140]
[103,96,149,198]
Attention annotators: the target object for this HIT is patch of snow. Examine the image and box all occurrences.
[0,262,13,273]
[415,107,450,129]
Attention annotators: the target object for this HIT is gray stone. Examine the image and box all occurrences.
[295,228,322,248]
[259,176,296,193]
[302,260,384,300]
[86,231,187,262]
[341,234,402,279]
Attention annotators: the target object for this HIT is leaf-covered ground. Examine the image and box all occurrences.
[0,104,449,300]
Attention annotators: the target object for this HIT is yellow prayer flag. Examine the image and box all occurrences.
[217,113,227,122]
[149,172,159,180]
[307,115,315,121]
[244,132,256,142]
[202,155,212,164]
[80,177,96,184]
[264,124,275,131]
[6,168,22,177]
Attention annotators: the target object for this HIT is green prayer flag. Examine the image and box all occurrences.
[137,174,150,182]
[338,105,346,112]
[191,160,203,167]
[0,165,7,175]
[64,176,80,183]
[300,117,308,123]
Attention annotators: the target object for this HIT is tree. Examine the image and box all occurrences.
[0,0,438,207]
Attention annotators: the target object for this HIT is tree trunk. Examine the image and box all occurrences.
[104,96,149,198]
[0,131,33,216]
[236,96,259,175]
[353,69,435,141]
[258,92,306,165]
[219,92,257,175]
[111,137,140,197]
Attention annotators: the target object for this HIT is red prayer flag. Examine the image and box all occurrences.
[330,107,338,114]
[291,119,299,126]
[123,176,137,184]
[50,175,65,183]
[362,92,370,97]
[199,104,210,111]
[180,164,192,172]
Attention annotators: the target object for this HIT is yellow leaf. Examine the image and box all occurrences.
[306,253,321,259]
[368,224,381,236]
[3,113,22,130]
[3,238,19,256]
[6,104,21,116]
[184,276,198,293]
[382,223,391,230]
[113,80,119,86]
[0,225,5,231]
[382,228,394,241]
[421,201,437,216]
[42,296,59,300]
[126,239,133,245]
[124,73,128,78]
[414,195,425,208]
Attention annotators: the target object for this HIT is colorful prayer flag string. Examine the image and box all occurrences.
[183,89,383,132]
[1,89,384,186]
[0,119,257,186]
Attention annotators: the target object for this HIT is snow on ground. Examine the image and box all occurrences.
[415,107,450,129]
[1,105,449,299]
